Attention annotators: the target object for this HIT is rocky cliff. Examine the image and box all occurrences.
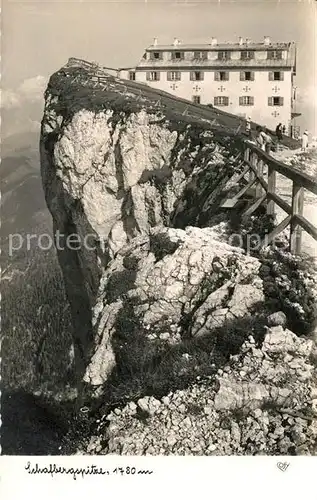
[40,60,317,454]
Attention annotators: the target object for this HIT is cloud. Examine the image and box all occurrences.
[1,89,20,109]
[296,85,317,108]
[1,76,48,109]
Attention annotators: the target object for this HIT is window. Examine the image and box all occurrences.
[268,96,284,106]
[129,71,136,81]
[172,51,184,60]
[193,51,208,60]
[214,71,229,81]
[240,50,255,60]
[239,96,254,106]
[142,53,147,59]
[267,50,283,60]
[150,51,162,60]
[214,96,229,106]
[146,71,160,81]
[217,51,231,61]
[167,71,181,81]
[268,71,284,81]
[190,71,204,81]
[192,96,201,104]
[240,71,255,81]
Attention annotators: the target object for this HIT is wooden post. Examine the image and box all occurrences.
[249,151,256,183]
[244,146,250,165]
[256,157,264,198]
[267,163,276,216]
[290,182,304,254]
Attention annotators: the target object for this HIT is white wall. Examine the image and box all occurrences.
[124,68,292,130]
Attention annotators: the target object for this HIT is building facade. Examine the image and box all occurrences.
[119,37,297,133]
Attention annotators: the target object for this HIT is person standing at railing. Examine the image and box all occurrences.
[255,126,265,150]
[301,130,309,151]
[262,126,273,154]
[276,123,283,141]
[245,116,251,137]
[265,134,273,154]
[255,126,272,153]
[275,123,283,152]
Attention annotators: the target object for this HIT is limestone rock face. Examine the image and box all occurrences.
[84,226,264,386]
[41,62,317,456]
[40,62,243,387]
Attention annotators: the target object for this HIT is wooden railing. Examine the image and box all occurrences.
[221,142,317,254]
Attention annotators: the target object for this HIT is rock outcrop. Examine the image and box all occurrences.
[40,60,317,455]
[40,60,247,391]
[96,327,317,456]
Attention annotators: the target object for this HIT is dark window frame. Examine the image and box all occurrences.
[146,71,160,81]
[214,96,229,106]
[239,96,254,106]
[192,95,201,104]
[149,51,163,61]
[190,71,204,81]
[167,71,182,81]
[268,96,284,106]
[240,50,255,60]
[172,51,185,60]
[217,50,231,61]
[267,49,283,60]
[193,51,208,60]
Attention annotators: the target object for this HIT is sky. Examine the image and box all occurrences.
[2,0,317,134]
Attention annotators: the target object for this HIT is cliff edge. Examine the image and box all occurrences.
[40,60,317,455]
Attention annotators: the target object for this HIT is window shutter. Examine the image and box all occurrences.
[240,72,245,81]
[190,71,195,81]
[280,72,284,81]
[156,72,160,81]
[250,96,254,105]
[280,97,284,106]
[200,72,204,81]
[239,96,243,105]
[251,72,255,81]
[268,97,273,106]
[214,97,218,105]
[225,97,229,106]
[146,72,150,81]
[225,72,229,81]
[167,71,171,81]
[214,72,220,81]
[268,72,273,81]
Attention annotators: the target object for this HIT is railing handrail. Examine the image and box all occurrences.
[244,141,317,196]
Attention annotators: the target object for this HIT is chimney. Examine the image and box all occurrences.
[239,36,244,46]
[211,37,217,46]
[153,37,158,46]
[173,38,179,47]
[264,36,271,46]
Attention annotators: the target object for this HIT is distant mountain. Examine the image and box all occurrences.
[1,119,73,414]
[1,130,53,275]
